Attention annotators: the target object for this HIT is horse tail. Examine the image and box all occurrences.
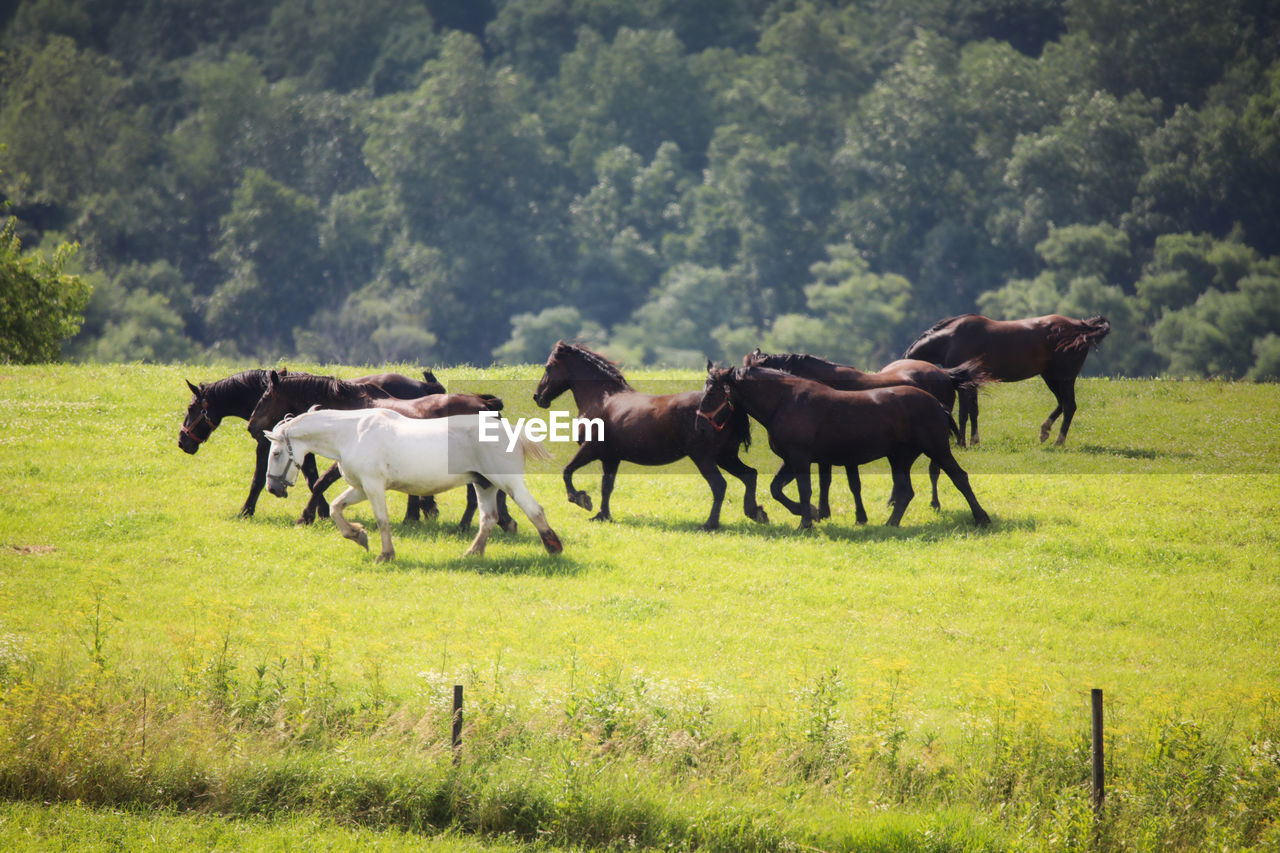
[1050,315,1112,353]
[945,358,996,394]
[518,432,552,462]
[477,394,503,411]
[946,411,963,444]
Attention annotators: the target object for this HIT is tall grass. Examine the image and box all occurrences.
[1,364,1278,850]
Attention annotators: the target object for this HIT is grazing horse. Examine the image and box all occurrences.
[178,368,443,517]
[264,409,562,563]
[532,341,768,530]
[903,314,1111,445]
[699,365,990,530]
[247,370,511,529]
[742,350,988,521]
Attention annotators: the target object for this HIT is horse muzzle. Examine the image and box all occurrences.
[266,476,290,498]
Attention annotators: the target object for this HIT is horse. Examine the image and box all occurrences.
[742,349,989,521]
[246,370,512,529]
[178,368,444,517]
[699,365,990,530]
[903,314,1111,445]
[263,409,562,563]
[532,341,768,530]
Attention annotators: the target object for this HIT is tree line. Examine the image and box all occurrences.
[2,0,1278,378]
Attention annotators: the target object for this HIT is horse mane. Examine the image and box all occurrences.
[1049,315,1112,353]
[201,368,272,398]
[902,314,974,358]
[752,351,839,372]
[269,373,371,405]
[558,343,634,390]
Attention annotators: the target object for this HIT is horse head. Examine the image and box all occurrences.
[178,380,218,453]
[262,422,301,498]
[696,362,738,435]
[533,340,574,408]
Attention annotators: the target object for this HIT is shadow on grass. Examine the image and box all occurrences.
[593,507,1038,541]
[362,550,584,577]
[1073,443,1192,461]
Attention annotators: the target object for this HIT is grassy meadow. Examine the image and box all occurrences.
[1,363,1278,851]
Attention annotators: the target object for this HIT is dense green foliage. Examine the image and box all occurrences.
[1,364,1279,849]
[2,2,1279,375]
[0,217,87,363]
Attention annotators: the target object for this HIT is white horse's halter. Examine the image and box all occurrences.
[268,426,302,490]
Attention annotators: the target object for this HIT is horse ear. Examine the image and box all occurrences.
[186,380,201,395]
[268,369,281,387]
[279,367,289,376]
[706,358,715,372]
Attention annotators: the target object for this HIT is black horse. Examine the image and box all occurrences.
[699,365,990,529]
[904,313,1111,445]
[179,368,444,517]
[742,350,988,521]
[246,370,512,530]
[533,341,768,530]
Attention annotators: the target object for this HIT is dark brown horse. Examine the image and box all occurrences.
[533,341,768,530]
[903,313,1111,445]
[699,365,990,529]
[742,349,988,521]
[179,368,444,517]
[246,371,510,529]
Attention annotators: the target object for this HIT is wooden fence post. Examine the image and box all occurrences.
[1091,688,1105,812]
[452,684,464,765]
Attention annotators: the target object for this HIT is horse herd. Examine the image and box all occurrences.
[179,313,1111,563]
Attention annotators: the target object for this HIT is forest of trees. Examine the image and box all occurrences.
[2,0,1279,377]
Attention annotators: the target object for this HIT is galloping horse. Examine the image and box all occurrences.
[264,409,562,563]
[178,368,444,517]
[533,342,768,530]
[247,370,510,529]
[699,365,990,530]
[742,350,988,521]
[903,314,1111,445]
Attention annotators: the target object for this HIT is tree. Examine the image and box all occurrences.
[205,170,326,355]
[763,244,914,368]
[0,218,90,363]
[492,305,605,364]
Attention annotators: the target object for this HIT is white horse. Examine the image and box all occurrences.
[263,408,562,562]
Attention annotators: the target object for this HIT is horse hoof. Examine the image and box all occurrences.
[589,512,611,523]
[855,513,868,525]
[499,519,518,534]
[540,530,564,554]
[569,491,593,511]
[750,508,769,524]
[375,552,394,564]
[817,508,831,521]
[353,528,369,550]
[699,521,720,532]
[974,512,992,527]
[425,506,440,520]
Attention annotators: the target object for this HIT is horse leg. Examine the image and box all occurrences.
[562,445,599,511]
[1045,377,1078,445]
[929,459,942,510]
[965,387,980,446]
[691,452,727,531]
[845,466,868,525]
[298,463,342,526]
[402,495,437,524]
[329,485,370,551]
[495,477,563,555]
[769,463,805,521]
[817,464,832,520]
[885,452,917,527]
[497,491,518,532]
[930,447,990,526]
[592,458,619,522]
[240,437,270,518]
[716,448,768,524]
[365,485,396,563]
[458,485,479,529]
[463,485,499,557]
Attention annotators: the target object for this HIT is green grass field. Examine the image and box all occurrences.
[1,364,1278,851]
